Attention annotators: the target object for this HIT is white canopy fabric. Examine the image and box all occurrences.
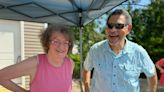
[0,0,127,26]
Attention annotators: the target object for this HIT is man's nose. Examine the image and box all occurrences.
[108,27,117,32]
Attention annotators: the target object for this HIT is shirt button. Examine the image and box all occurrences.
[113,74,116,77]
[114,66,116,68]
[113,83,115,85]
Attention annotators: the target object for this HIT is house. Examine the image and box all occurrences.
[0,19,47,91]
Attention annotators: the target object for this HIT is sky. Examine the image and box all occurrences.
[139,0,151,5]
[94,0,152,33]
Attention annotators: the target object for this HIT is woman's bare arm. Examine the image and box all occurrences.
[0,56,38,92]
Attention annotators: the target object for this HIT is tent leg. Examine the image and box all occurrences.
[79,27,83,92]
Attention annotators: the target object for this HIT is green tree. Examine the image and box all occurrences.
[70,23,105,78]
[129,0,164,62]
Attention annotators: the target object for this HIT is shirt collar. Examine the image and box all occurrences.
[103,40,115,54]
[103,38,133,54]
[122,38,133,54]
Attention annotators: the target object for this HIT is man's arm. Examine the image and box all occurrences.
[147,69,158,92]
[83,69,91,92]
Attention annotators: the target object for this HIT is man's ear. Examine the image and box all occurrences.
[127,24,132,33]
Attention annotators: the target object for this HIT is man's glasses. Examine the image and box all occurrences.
[50,40,70,47]
[107,23,127,29]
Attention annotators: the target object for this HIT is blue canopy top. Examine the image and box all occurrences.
[0,0,127,26]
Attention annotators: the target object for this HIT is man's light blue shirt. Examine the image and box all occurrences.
[84,39,155,92]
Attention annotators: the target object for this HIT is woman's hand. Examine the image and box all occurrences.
[160,68,164,73]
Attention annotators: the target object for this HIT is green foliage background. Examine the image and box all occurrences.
[128,0,164,62]
[69,23,105,78]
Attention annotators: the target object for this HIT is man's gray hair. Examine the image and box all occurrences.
[107,9,132,25]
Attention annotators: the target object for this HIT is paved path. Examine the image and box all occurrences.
[72,78,164,92]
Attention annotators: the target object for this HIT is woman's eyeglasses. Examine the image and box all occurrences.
[50,40,70,47]
[107,23,127,29]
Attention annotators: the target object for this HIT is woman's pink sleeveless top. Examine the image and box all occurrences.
[30,54,72,92]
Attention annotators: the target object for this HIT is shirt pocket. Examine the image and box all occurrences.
[119,64,139,81]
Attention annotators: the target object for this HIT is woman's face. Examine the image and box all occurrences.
[49,31,70,58]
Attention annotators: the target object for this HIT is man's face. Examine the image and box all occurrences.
[106,14,131,46]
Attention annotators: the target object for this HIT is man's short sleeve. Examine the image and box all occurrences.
[83,48,94,71]
[140,48,155,77]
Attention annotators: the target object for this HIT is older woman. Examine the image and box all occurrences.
[0,25,74,92]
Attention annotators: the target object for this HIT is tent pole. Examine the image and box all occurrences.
[78,9,83,92]
[79,26,83,92]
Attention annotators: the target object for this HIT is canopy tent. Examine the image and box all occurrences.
[0,0,127,91]
[0,0,127,26]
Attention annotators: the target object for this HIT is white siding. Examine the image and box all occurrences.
[23,22,45,89]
